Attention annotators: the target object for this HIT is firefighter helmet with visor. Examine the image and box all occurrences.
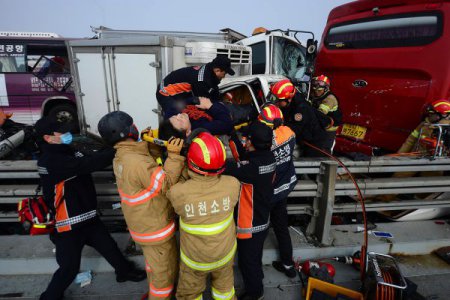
[425,99,450,116]
[312,75,331,91]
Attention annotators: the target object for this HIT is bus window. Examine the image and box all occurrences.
[0,35,76,125]
[0,43,26,73]
[325,12,443,49]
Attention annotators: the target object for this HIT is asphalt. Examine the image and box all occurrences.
[1,221,450,299]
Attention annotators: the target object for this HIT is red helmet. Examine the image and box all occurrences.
[187,132,226,176]
[425,99,450,115]
[270,79,296,100]
[312,75,331,89]
[258,104,284,128]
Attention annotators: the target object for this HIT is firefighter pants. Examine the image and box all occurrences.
[237,229,269,297]
[40,219,131,300]
[140,237,178,300]
[176,259,235,300]
[270,198,294,267]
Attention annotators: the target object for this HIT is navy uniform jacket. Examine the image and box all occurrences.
[157,64,221,102]
[225,143,276,238]
[37,144,114,233]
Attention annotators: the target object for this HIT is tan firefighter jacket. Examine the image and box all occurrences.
[312,93,342,132]
[167,170,240,271]
[398,118,450,153]
[113,141,185,245]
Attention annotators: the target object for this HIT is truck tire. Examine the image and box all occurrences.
[47,103,77,123]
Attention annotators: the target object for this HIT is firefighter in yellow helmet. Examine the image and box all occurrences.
[167,132,240,300]
[98,111,185,300]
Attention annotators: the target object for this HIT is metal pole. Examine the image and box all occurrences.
[306,161,337,245]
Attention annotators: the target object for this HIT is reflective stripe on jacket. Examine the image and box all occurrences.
[38,145,115,233]
[167,170,240,271]
[225,150,276,239]
[271,125,297,202]
[157,64,221,102]
[129,221,176,243]
[118,167,165,206]
[180,213,234,236]
[114,141,185,245]
[236,183,254,239]
[312,92,342,131]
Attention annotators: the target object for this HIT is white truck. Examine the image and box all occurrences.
[66,27,318,135]
[233,27,317,84]
[66,27,252,135]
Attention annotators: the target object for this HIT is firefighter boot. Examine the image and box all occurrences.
[272,261,297,278]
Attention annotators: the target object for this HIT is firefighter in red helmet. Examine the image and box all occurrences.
[378,99,450,203]
[398,99,450,154]
[269,78,332,157]
[259,104,298,278]
[167,132,240,300]
[309,74,343,153]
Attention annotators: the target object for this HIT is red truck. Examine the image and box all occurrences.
[315,0,450,155]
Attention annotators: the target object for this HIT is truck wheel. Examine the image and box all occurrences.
[47,104,77,123]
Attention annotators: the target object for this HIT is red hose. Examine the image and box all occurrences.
[303,141,369,281]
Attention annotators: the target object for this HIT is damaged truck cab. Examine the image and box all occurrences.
[235,27,317,84]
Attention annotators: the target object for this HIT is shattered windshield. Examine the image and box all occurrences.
[272,36,306,81]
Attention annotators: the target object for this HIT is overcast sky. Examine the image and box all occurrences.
[1,0,352,41]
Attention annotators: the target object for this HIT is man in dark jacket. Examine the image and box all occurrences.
[156,55,235,119]
[225,121,276,300]
[35,117,145,300]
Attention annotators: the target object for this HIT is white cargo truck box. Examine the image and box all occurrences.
[67,29,251,136]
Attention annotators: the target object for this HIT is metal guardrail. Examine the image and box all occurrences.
[2,157,450,242]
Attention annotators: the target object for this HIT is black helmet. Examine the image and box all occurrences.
[247,121,273,150]
[98,111,138,145]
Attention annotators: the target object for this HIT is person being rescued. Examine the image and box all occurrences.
[157,95,233,140]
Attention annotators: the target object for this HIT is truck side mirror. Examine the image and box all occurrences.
[306,39,317,56]
[305,39,318,76]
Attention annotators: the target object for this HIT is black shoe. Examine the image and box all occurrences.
[116,265,147,283]
[238,292,264,300]
[272,260,297,278]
